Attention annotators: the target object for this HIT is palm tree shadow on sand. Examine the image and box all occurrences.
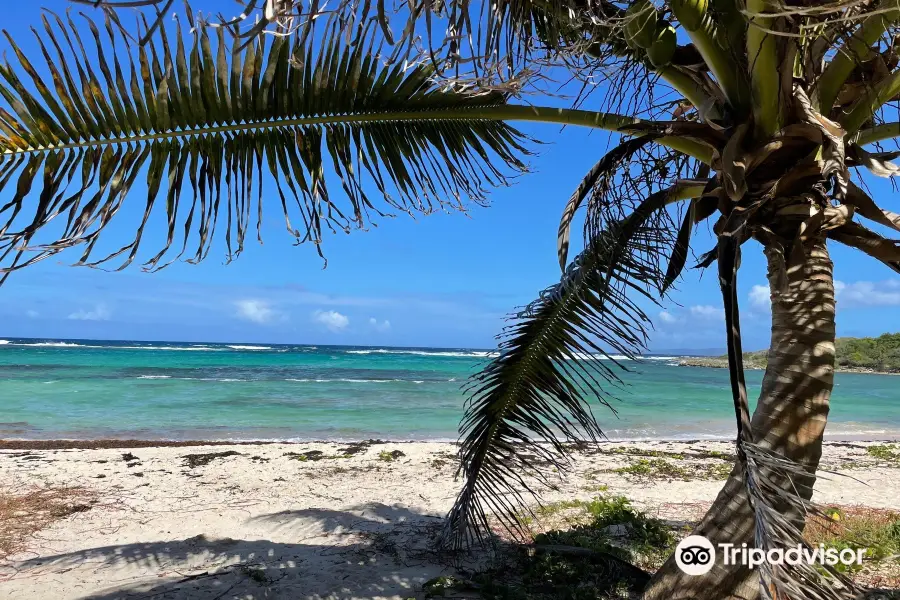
[10,503,465,599]
[8,501,897,600]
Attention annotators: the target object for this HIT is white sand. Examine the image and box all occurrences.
[0,440,897,599]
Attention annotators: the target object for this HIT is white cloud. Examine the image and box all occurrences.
[26,310,39,319]
[690,305,725,320]
[235,299,278,324]
[658,310,678,324]
[68,304,111,321]
[749,284,770,309]
[368,317,391,332]
[745,280,900,311]
[835,280,900,307]
[312,310,349,332]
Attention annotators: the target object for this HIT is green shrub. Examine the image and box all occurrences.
[805,506,900,574]
[535,495,674,563]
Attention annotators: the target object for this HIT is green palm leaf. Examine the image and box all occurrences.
[0,13,530,280]
[444,180,702,548]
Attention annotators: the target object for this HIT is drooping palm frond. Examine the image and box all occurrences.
[662,171,715,293]
[444,179,704,549]
[829,220,900,274]
[0,12,532,281]
[556,134,658,272]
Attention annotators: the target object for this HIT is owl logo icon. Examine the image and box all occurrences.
[675,535,716,575]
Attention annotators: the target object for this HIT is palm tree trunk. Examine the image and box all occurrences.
[643,238,836,600]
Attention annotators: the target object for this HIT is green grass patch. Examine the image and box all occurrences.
[698,449,734,461]
[866,444,900,463]
[453,495,676,599]
[607,448,685,460]
[377,450,405,462]
[613,458,731,481]
[805,506,900,576]
[536,495,675,563]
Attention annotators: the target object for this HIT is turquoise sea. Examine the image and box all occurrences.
[0,338,897,441]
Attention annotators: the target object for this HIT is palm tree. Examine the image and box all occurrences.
[3,0,900,597]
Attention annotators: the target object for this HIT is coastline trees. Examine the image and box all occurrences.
[3,0,900,597]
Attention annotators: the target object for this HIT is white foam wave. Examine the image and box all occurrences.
[227,345,272,351]
[345,349,497,358]
[0,340,9,345]
[17,342,85,348]
[136,375,248,382]
[341,349,680,361]
[564,353,630,361]
[120,346,219,351]
[568,354,679,361]
[285,378,418,384]
[5,341,220,351]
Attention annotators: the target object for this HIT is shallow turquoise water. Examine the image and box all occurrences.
[0,338,897,441]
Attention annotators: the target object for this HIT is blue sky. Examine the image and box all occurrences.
[0,2,899,351]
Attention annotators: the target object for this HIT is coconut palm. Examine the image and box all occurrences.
[3,0,900,597]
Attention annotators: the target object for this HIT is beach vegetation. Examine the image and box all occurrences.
[182,450,242,468]
[554,495,674,561]
[613,458,730,481]
[805,507,900,581]
[5,0,900,597]
[866,444,900,463]
[520,495,677,563]
[607,448,685,460]
[238,564,272,585]
[699,450,734,461]
[284,450,353,461]
[837,334,900,373]
[378,450,406,462]
[686,333,900,373]
[446,495,675,598]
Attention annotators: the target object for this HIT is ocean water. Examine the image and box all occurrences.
[0,338,897,441]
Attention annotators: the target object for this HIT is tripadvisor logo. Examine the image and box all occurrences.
[675,535,866,576]
[675,536,716,575]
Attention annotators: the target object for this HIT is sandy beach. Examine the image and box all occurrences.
[0,439,898,599]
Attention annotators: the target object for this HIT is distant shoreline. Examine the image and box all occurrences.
[677,356,900,375]
[3,435,900,450]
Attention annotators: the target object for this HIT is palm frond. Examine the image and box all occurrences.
[662,169,714,293]
[443,180,702,549]
[829,220,900,274]
[77,0,588,81]
[846,180,900,233]
[0,13,531,280]
[556,135,658,273]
